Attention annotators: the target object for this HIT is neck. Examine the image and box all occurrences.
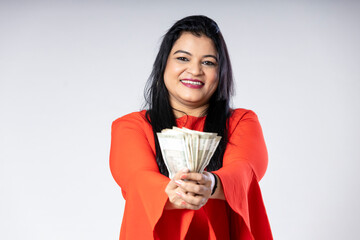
[172,104,209,118]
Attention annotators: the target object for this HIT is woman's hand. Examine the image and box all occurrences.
[175,171,215,210]
[165,169,216,210]
[164,168,191,210]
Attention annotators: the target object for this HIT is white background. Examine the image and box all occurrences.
[1,1,359,239]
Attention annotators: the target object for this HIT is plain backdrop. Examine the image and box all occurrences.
[1,1,359,239]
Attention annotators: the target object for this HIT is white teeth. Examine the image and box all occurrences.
[181,80,203,85]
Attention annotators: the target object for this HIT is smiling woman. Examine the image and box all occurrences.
[110,15,273,240]
[164,32,219,117]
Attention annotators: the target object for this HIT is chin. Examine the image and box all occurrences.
[182,97,202,104]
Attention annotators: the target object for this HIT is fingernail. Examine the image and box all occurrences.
[176,191,182,197]
[175,180,183,186]
[181,201,186,205]
[180,174,187,179]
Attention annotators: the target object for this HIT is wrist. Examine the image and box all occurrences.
[210,172,218,196]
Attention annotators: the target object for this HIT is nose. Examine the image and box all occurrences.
[186,62,203,76]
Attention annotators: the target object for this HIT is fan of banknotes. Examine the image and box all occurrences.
[157,127,222,179]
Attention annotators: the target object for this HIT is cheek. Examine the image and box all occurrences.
[163,68,173,88]
[164,61,184,79]
[208,72,219,95]
[211,81,219,95]
[208,70,219,86]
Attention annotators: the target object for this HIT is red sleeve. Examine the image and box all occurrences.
[213,109,273,240]
[109,113,169,239]
[109,112,194,239]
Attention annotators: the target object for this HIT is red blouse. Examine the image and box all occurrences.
[110,108,272,239]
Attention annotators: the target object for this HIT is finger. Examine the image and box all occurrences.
[181,172,206,184]
[169,197,187,210]
[166,169,189,193]
[171,189,191,209]
[166,179,179,191]
[174,179,208,195]
[181,201,202,210]
[168,187,187,205]
[166,177,189,194]
[176,191,207,208]
[172,168,190,180]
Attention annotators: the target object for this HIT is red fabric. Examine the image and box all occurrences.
[109,108,273,239]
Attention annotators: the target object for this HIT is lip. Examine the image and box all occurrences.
[180,78,204,89]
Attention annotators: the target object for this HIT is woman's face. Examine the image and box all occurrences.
[164,32,219,115]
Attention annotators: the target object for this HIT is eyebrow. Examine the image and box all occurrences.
[173,50,218,62]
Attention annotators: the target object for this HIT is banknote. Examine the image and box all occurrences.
[157,127,221,179]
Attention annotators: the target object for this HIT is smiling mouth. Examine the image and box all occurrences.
[180,79,204,86]
[180,79,204,89]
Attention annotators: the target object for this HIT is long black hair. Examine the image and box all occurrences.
[144,15,234,177]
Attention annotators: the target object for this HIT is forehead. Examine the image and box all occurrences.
[171,32,217,55]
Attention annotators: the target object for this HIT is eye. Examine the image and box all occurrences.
[202,61,216,66]
[176,57,189,62]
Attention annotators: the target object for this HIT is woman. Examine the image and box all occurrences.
[110,15,272,239]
